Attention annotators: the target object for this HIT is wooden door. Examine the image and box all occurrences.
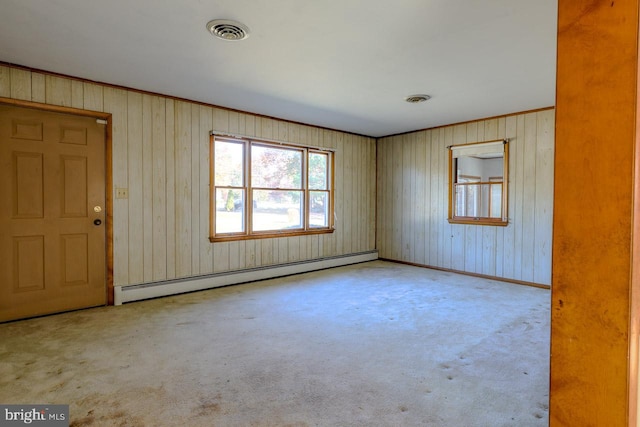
[0,105,106,322]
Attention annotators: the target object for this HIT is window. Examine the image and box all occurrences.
[448,139,508,226]
[210,135,334,241]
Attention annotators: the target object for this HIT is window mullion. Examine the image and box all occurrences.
[246,140,251,235]
[330,152,335,229]
[303,148,309,231]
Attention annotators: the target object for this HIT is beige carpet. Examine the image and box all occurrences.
[0,260,550,426]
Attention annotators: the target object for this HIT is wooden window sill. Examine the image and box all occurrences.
[209,228,335,242]
[448,218,508,227]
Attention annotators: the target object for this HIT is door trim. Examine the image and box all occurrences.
[0,97,114,305]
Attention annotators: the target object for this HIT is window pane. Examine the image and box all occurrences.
[309,152,328,190]
[455,183,503,218]
[490,183,502,218]
[215,139,244,186]
[479,184,490,217]
[455,184,480,217]
[251,145,302,189]
[455,185,465,216]
[310,191,329,227]
[215,188,245,233]
[252,190,303,231]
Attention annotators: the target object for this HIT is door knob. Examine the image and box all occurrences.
[93,219,102,226]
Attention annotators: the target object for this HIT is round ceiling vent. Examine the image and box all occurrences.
[206,19,250,41]
[405,94,431,103]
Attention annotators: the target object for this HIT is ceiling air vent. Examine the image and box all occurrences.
[405,94,431,103]
[206,19,250,41]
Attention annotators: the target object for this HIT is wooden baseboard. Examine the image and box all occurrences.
[379,257,551,290]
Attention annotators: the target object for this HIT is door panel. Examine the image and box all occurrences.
[11,119,43,141]
[13,235,45,291]
[0,105,106,322]
[13,151,44,218]
[61,233,89,286]
[60,126,87,146]
[61,155,88,217]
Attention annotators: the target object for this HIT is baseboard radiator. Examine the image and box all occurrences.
[114,250,378,305]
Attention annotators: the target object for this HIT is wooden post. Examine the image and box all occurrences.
[552,1,640,425]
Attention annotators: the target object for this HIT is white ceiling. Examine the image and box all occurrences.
[0,0,557,137]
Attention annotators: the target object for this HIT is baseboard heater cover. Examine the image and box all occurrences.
[114,250,378,305]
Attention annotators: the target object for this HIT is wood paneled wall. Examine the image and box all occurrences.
[0,65,376,287]
[377,109,555,285]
